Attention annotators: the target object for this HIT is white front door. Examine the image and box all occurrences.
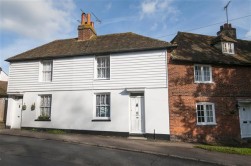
[130,96,145,134]
[11,97,23,129]
[239,104,251,138]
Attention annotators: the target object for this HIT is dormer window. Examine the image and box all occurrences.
[222,42,234,54]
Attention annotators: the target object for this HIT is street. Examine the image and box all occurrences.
[0,135,216,166]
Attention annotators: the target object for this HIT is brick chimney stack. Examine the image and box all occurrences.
[78,12,97,41]
[217,23,237,39]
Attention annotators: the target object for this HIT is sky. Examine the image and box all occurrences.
[0,0,251,73]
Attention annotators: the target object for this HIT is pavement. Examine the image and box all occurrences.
[0,129,250,166]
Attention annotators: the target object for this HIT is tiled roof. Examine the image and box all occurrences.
[171,32,251,66]
[6,32,173,62]
[0,81,7,97]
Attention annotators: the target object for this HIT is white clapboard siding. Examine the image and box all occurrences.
[7,50,167,92]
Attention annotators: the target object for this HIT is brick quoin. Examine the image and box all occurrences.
[167,51,251,143]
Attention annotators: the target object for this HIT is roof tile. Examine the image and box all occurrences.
[171,32,251,66]
[6,32,172,62]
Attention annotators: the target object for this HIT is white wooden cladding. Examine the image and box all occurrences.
[8,50,167,92]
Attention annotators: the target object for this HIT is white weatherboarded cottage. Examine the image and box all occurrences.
[6,13,174,139]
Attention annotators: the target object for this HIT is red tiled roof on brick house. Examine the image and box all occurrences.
[170,32,251,66]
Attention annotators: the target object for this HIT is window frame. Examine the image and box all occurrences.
[196,102,216,125]
[194,64,213,83]
[93,93,111,120]
[94,56,110,80]
[38,95,52,120]
[40,60,53,82]
[222,42,235,54]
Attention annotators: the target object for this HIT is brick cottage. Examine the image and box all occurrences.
[168,24,251,143]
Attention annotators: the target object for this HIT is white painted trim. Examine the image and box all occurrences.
[196,102,216,125]
[194,64,213,84]
[94,55,110,80]
[126,88,145,92]
[221,42,235,55]
[39,60,53,83]
[93,92,111,120]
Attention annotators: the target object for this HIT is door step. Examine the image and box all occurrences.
[128,136,147,140]
[128,134,147,140]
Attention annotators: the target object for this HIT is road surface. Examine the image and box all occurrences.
[0,135,216,166]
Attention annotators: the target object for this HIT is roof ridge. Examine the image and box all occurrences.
[178,31,216,38]
[129,32,170,43]
[98,32,133,37]
[178,31,251,42]
[98,32,170,43]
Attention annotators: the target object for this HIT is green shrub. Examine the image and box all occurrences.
[37,115,50,121]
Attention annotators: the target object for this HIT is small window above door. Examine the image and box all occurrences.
[130,93,144,97]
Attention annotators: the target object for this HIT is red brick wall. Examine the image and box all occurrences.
[168,52,251,143]
[78,26,96,41]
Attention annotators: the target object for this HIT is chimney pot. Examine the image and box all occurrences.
[87,13,91,25]
[81,13,86,25]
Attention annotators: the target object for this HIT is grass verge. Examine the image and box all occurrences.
[195,145,251,155]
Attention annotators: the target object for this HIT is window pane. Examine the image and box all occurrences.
[206,104,212,110]
[195,66,202,81]
[40,95,51,118]
[207,116,212,122]
[106,95,110,105]
[105,106,110,117]
[97,57,110,79]
[197,103,215,124]
[95,94,110,118]
[203,67,210,81]
[101,95,104,105]
[41,97,44,107]
[106,68,109,78]
[201,110,204,116]
[96,95,100,105]
[100,106,105,117]
[195,65,212,83]
[101,69,105,78]
[97,58,101,67]
[42,61,52,82]
[201,116,205,122]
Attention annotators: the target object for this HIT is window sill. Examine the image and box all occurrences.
[197,123,216,126]
[35,119,51,121]
[92,119,111,122]
[194,81,213,84]
[222,52,235,55]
